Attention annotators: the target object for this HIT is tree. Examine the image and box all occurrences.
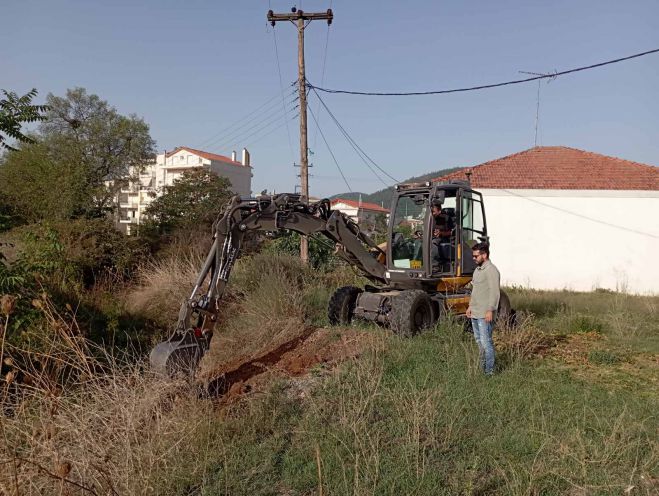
[0,140,88,222]
[265,231,337,270]
[372,213,389,244]
[143,168,233,235]
[40,88,156,213]
[0,88,155,221]
[0,88,48,151]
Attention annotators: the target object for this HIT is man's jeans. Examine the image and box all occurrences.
[471,318,495,375]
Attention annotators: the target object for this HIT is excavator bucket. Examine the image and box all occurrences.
[149,331,207,377]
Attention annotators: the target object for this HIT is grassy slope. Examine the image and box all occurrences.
[168,284,658,495]
[4,255,657,495]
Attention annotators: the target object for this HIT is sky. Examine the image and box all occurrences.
[2,0,658,198]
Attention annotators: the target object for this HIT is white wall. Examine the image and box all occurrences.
[480,189,659,294]
[209,162,252,197]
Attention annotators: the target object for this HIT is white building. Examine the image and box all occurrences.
[435,146,659,294]
[117,146,252,234]
[331,198,389,234]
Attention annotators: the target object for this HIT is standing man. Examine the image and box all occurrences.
[466,242,500,376]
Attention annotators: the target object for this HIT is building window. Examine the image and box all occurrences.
[199,157,202,164]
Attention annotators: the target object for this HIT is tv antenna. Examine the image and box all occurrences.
[519,70,557,147]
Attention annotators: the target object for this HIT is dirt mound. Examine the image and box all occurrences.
[202,327,377,402]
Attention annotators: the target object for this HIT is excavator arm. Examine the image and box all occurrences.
[149,193,387,376]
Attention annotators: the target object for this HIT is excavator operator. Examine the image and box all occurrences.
[431,200,455,272]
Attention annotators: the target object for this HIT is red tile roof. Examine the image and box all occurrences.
[432,146,658,190]
[331,198,389,213]
[166,146,245,167]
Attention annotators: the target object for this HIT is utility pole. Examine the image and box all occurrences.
[268,7,333,263]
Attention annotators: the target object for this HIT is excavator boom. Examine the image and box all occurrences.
[149,193,386,376]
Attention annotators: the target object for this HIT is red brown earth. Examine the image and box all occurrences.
[201,327,378,403]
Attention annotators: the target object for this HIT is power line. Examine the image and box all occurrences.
[311,4,332,152]
[308,47,659,96]
[196,91,291,150]
[272,27,296,163]
[215,102,299,152]
[243,113,299,149]
[312,88,400,184]
[501,189,659,239]
[208,96,298,151]
[205,92,298,150]
[311,91,389,188]
[307,101,352,192]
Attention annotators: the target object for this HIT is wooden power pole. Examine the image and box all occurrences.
[268,7,333,264]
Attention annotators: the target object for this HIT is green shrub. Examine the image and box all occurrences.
[568,313,604,334]
[588,349,622,365]
[508,288,569,317]
[263,231,338,271]
[15,219,148,290]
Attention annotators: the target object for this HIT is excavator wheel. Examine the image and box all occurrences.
[328,286,363,325]
[497,290,516,328]
[462,290,516,333]
[389,290,435,337]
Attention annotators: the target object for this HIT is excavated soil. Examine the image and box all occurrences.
[201,327,377,403]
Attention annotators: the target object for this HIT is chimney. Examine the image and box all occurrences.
[241,148,251,167]
[231,150,237,162]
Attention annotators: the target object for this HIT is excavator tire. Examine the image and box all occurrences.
[497,290,516,327]
[389,290,435,337]
[328,286,363,325]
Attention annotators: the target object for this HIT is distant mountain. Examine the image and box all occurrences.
[329,167,464,209]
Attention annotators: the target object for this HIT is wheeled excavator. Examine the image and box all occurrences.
[149,180,512,376]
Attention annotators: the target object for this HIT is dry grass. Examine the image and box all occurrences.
[201,254,310,373]
[494,312,561,365]
[0,296,215,496]
[125,254,203,328]
[3,256,656,495]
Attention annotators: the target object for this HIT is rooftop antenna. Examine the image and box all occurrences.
[519,70,557,147]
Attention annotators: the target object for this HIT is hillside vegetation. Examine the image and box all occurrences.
[330,167,464,208]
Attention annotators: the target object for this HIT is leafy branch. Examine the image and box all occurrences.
[0,88,49,151]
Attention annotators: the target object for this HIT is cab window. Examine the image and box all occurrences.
[460,191,486,245]
[391,194,426,269]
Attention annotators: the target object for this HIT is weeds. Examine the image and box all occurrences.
[1,254,657,495]
[569,313,604,334]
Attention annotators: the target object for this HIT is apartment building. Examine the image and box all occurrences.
[117,146,252,234]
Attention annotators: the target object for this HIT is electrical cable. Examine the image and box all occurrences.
[209,97,298,151]
[272,26,296,163]
[500,189,659,239]
[196,91,292,150]
[308,47,659,96]
[311,2,332,152]
[310,90,391,188]
[243,113,299,149]
[312,88,400,184]
[307,102,352,192]
[218,103,300,152]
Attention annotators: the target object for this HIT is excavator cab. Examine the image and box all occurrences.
[386,181,488,285]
